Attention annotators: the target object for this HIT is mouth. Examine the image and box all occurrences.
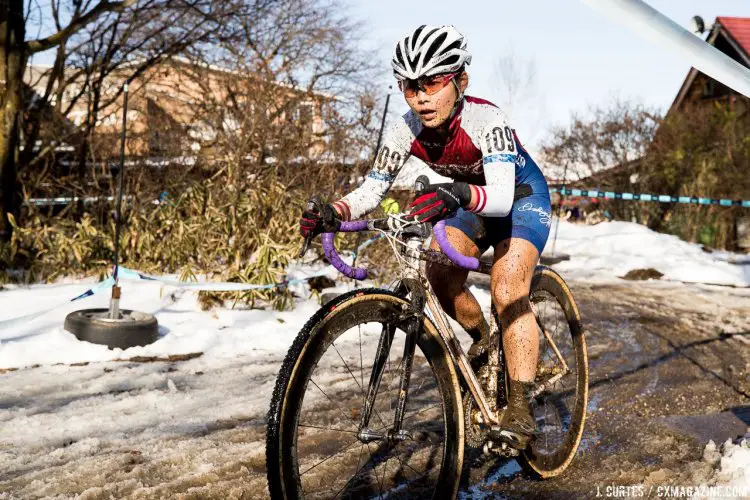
[419,109,437,120]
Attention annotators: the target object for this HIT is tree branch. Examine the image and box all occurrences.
[25,0,137,53]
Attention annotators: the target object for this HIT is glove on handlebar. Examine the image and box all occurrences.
[299,202,341,238]
[407,182,471,223]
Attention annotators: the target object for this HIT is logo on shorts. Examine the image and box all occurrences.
[515,154,526,169]
[518,202,551,227]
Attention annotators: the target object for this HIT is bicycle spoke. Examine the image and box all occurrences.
[359,325,364,406]
[300,438,362,476]
[379,455,389,497]
[309,378,360,430]
[331,340,391,431]
[332,341,366,394]
[392,452,425,481]
[298,423,359,434]
[331,442,376,499]
[401,402,443,423]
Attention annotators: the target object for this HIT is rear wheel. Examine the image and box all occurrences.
[521,266,588,478]
[266,289,464,499]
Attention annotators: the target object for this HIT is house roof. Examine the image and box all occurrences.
[717,16,750,59]
[669,16,750,114]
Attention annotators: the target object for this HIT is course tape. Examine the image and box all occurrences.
[0,277,116,335]
[0,236,384,332]
[552,187,750,208]
[115,266,335,291]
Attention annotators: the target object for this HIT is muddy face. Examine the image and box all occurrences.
[405,72,468,129]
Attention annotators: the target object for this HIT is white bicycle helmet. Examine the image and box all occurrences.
[391,25,472,81]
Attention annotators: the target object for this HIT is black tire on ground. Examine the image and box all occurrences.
[521,265,588,478]
[64,309,159,350]
[266,288,464,499]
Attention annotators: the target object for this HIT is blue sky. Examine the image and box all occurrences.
[349,0,750,149]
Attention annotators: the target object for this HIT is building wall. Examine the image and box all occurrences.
[25,60,329,161]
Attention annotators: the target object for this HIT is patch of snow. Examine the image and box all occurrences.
[694,433,750,498]
[0,278,321,369]
[706,435,750,492]
[543,219,750,287]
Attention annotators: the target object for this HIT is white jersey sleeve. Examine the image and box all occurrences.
[463,104,517,217]
[334,119,414,220]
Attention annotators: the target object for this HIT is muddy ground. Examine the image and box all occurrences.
[464,280,750,499]
[1,279,749,499]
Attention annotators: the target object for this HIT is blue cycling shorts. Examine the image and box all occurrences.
[444,192,552,255]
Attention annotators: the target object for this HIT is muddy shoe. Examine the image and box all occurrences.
[495,382,536,450]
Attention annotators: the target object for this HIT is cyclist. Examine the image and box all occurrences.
[299,25,552,450]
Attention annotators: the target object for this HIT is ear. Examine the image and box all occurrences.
[458,72,469,93]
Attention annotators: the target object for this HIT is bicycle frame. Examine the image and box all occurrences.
[344,216,572,445]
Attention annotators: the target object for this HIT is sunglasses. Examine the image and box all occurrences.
[398,72,459,98]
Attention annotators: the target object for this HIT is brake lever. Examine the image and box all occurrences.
[298,200,317,258]
[414,174,430,195]
[298,236,312,258]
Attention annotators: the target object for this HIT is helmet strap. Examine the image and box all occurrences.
[448,78,464,120]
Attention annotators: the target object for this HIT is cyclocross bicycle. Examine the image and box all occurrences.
[266,181,588,499]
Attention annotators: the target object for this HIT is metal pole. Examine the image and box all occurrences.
[373,88,392,159]
[550,163,568,258]
[109,82,129,319]
[581,0,750,97]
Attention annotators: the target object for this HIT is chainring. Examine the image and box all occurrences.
[462,364,493,448]
[463,395,487,448]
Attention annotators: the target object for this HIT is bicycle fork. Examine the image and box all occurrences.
[357,314,419,444]
[357,237,427,444]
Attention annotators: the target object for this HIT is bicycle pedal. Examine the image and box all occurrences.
[488,425,531,451]
[482,440,520,457]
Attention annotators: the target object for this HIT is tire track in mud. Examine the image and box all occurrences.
[2,281,749,498]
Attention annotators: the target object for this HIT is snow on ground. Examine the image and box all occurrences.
[541,220,750,287]
[0,278,322,370]
[700,434,750,497]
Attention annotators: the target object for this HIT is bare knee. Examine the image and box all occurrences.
[491,281,532,327]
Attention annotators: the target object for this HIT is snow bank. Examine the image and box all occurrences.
[543,220,750,287]
[698,433,750,498]
[0,279,325,370]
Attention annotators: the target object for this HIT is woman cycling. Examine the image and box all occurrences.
[299,25,552,450]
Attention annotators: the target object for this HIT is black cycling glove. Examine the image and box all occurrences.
[407,182,471,223]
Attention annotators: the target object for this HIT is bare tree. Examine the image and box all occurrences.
[0,0,240,240]
[540,96,659,181]
[1,0,136,239]
[180,0,379,185]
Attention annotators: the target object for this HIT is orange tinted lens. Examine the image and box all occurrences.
[422,78,447,95]
[400,80,419,97]
[423,73,456,95]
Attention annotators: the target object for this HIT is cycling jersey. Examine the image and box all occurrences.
[333,95,549,222]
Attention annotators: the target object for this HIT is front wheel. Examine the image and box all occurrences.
[521,266,588,478]
[266,289,464,499]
